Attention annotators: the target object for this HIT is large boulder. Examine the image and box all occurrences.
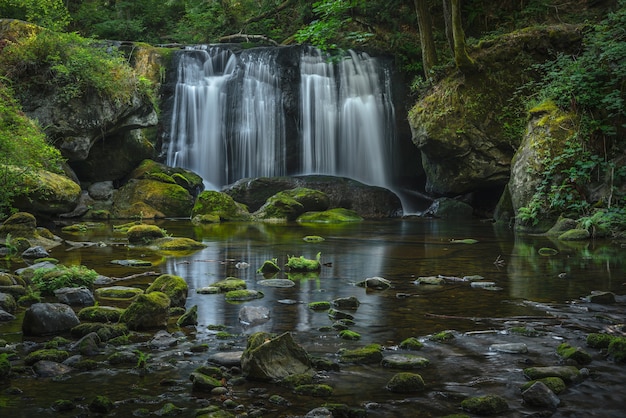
[408,25,583,196]
[22,303,80,336]
[241,332,313,381]
[191,190,252,222]
[224,175,402,219]
[112,178,194,218]
[11,168,81,215]
[254,188,330,221]
[145,274,188,308]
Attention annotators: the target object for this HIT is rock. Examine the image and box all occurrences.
[305,407,333,418]
[239,306,270,327]
[22,303,80,336]
[338,344,383,364]
[88,181,115,200]
[461,394,509,415]
[414,276,445,285]
[523,365,583,384]
[207,351,243,368]
[120,292,171,330]
[0,213,60,249]
[89,395,115,413]
[522,381,560,409]
[521,377,566,394]
[21,246,49,259]
[386,372,425,393]
[32,360,73,378]
[127,159,204,196]
[254,187,330,221]
[556,343,592,365]
[0,293,17,313]
[224,175,402,219]
[382,354,430,370]
[211,277,247,292]
[54,286,95,306]
[558,228,590,241]
[72,332,102,356]
[151,237,206,252]
[11,169,81,216]
[423,197,474,219]
[0,309,16,321]
[177,305,198,327]
[241,332,312,381]
[297,208,363,223]
[191,190,252,222]
[95,286,144,300]
[355,276,391,290]
[489,343,528,354]
[399,337,424,351]
[607,337,626,362]
[226,289,264,302]
[126,224,166,244]
[112,178,194,218]
[145,274,188,307]
[585,291,616,304]
[149,330,178,349]
[332,296,360,310]
[258,279,295,288]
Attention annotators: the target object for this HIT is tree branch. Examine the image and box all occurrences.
[218,33,280,46]
[243,0,296,25]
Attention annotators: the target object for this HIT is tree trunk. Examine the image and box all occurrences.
[442,0,454,53]
[451,0,474,71]
[414,0,438,78]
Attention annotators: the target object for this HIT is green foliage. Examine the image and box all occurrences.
[295,0,371,51]
[0,0,71,32]
[0,81,64,218]
[31,264,98,295]
[0,30,151,106]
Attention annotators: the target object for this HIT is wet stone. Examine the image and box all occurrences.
[489,342,529,354]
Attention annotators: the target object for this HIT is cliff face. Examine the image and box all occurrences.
[408,25,583,198]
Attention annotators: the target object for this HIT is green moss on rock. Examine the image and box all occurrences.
[608,337,626,362]
[386,372,425,393]
[146,274,188,307]
[399,337,424,351]
[254,187,329,221]
[520,377,566,394]
[120,291,171,330]
[192,190,251,221]
[297,208,363,223]
[338,344,383,364]
[24,349,69,366]
[286,253,321,272]
[586,333,614,349]
[113,178,194,219]
[210,277,247,292]
[126,224,166,244]
[338,330,361,340]
[556,343,592,365]
[461,394,509,415]
[308,301,331,311]
[224,289,263,302]
[77,306,125,323]
[152,237,206,252]
[294,384,333,397]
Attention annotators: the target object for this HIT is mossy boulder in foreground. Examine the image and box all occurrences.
[386,372,425,393]
[241,332,312,381]
[112,178,194,218]
[191,190,251,222]
[461,394,509,415]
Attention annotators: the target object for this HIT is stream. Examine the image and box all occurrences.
[1,218,625,417]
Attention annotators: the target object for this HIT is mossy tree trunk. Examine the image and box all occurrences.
[414,0,438,78]
[451,0,474,71]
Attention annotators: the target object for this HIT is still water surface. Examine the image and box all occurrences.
[2,218,625,417]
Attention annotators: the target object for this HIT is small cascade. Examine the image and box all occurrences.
[166,45,398,193]
[299,48,396,188]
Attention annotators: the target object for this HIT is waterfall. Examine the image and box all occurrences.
[166,45,397,191]
[300,48,396,187]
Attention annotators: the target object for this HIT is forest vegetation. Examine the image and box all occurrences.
[0,0,625,234]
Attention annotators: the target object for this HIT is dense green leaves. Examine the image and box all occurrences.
[0,0,70,31]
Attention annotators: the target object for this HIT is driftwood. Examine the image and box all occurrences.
[109,271,160,282]
[218,33,279,46]
[424,312,566,322]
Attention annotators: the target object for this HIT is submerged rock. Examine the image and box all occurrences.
[241,332,312,381]
[238,305,270,327]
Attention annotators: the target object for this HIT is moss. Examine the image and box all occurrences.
[24,349,70,366]
[210,277,247,292]
[224,289,263,301]
[294,384,333,397]
[192,190,251,221]
[509,326,543,337]
[120,291,171,330]
[607,337,626,362]
[556,343,592,365]
[190,371,224,392]
[215,331,234,340]
[586,333,614,349]
[257,259,281,273]
[70,323,128,341]
[429,331,455,342]
[281,373,313,388]
[520,377,566,394]
[338,330,361,340]
[308,301,331,311]
[89,395,114,413]
[303,235,325,242]
[386,372,425,393]
[77,306,125,323]
[113,179,194,219]
[286,253,321,272]
[144,172,176,184]
[339,344,383,364]
[129,160,203,195]
[0,353,11,380]
[61,222,106,233]
[126,224,166,244]
[558,228,591,241]
[297,208,363,224]
[152,237,206,252]
[399,337,424,351]
[146,274,188,307]
[255,187,329,221]
[461,395,509,415]
[95,286,144,300]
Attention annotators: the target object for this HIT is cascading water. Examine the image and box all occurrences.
[166,45,397,192]
[300,48,396,187]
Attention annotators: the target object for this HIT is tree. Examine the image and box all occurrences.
[414,0,438,78]
[0,0,70,31]
[450,0,474,71]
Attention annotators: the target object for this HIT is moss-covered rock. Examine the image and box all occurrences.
[209,277,247,292]
[70,323,128,341]
[257,259,281,274]
[558,228,591,241]
[0,212,59,249]
[95,286,144,301]
[128,159,203,196]
[461,394,509,415]
[294,384,333,397]
[190,369,224,392]
[191,190,251,222]
[254,187,329,221]
[338,344,383,364]
[523,365,583,384]
[89,395,114,413]
[112,178,194,218]
[399,337,424,351]
[224,289,263,302]
[386,372,425,393]
[429,330,455,342]
[308,301,331,311]
[607,337,626,362]
[338,330,361,340]
[24,349,69,366]
[297,208,363,223]
[120,291,171,330]
[11,168,81,216]
[586,333,614,349]
[145,274,188,307]
[177,305,198,327]
[285,253,321,272]
[382,354,430,370]
[0,353,11,381]
[126,224,166,244]
[520,377,566,394]
[241,332,312,381]
[151,237,206,252]
[556,343,592,365]
[77,306,125,323]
